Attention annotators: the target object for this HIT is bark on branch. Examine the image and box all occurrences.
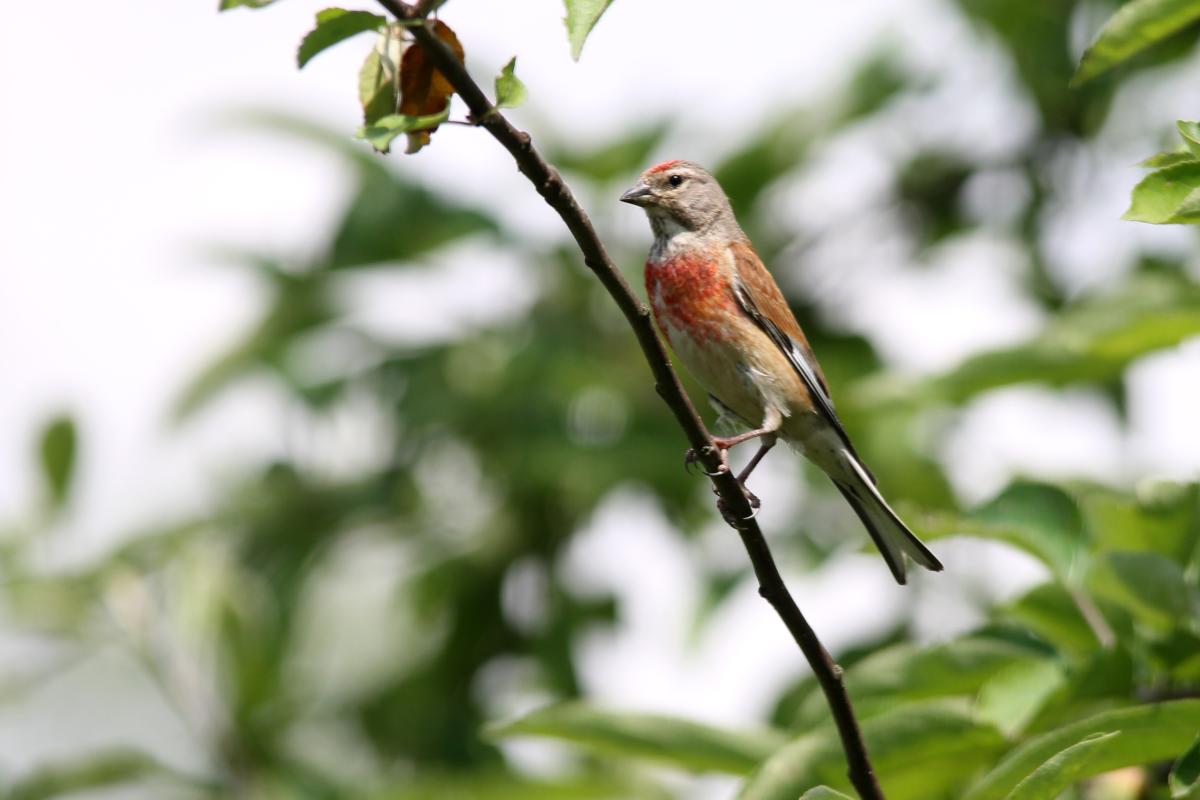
[374,3,886,796]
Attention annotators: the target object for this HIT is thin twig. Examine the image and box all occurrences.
[374,3,886,796]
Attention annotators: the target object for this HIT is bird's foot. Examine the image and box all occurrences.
[743,487,761,509]
[716,495,761,526]
[717,482,761,511]
[684,445,729,477]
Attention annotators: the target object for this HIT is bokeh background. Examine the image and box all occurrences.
[3,0,1200,797]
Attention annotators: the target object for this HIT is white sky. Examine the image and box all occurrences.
[2,0,1200,795]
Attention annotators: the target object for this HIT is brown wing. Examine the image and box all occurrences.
[729,241,829,391]
[728,239,859,456]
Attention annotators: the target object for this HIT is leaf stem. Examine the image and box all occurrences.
[373,3,887,796]
[1068,585,1116,649]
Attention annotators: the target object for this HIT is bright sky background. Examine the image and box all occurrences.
[3,0,1200,796]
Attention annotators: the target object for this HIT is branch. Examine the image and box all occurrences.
[377,3,885,796]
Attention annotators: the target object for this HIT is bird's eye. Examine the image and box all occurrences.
[668,174,684,188]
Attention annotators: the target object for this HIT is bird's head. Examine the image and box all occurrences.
[620,160,736,236]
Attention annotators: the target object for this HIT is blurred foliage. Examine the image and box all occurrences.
[1073,0,1200,86]
[3,1,1200,798]
[483,703,787,774]
[37,414,77,513]
[856,272,1200,407]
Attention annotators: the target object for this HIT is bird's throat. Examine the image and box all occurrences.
[648,216,706,264]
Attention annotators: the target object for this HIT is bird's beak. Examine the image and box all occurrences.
[620,182,653,206]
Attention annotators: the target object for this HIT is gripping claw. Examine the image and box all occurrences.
[684,447,728,477]
[717,496,760,526]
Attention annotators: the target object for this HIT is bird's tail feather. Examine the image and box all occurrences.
[833,450,943,585]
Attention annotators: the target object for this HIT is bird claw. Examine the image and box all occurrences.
[684,446,759,523]
[744,488,761,510]
[684,446,728,477]
[717,495,761,526]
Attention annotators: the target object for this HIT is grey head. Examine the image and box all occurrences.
[620,160,742,240]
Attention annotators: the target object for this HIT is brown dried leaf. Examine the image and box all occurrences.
[398,19,463,153]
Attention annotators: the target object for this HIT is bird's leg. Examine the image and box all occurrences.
[735,434,777,509]
[685,408,782,508]
[684,426,772,476]
[711,427,772,451]
[735,435,776,483]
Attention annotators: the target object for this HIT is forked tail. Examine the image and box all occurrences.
[832,450,943,585]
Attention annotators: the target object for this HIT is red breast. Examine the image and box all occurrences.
[645,252,738,346]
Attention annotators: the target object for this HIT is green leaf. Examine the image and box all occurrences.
[1004,732,1121,800]
[356,110,451,154]
[359,47,390,120]
[740,701,1007,800]
[371,771,672,800]
[964,699,1200,800]
[1178,120,1200,157]
[485,702,787,775]
[973,482,1087,579]
[1074,0,1200,85]
[39,415,77,510]
[1125,161,1200,223]
[1142,149,1198,168]
[359,29,406,126]
[976,658,1067,737]
[494,57,528,109]
[7,750,188,800]
[297,8,386,68]
[908,481,1086,580]
[1080,481,1199,564]
[564,0,615,60]
[218,0,280,9]
[1086,551,1195,632]
[1171,732,1200,797]
[1033,647,1139,726]
[739,736,830,800]
[791,636,1051,728]
[799,789,854,800]
[1003,584,1102,658]
[1176,188,1200,219]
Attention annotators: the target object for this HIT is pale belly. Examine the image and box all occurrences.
[661,316,801,431]
[658,314,852,478]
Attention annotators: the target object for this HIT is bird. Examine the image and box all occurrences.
[620,159,942,584]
